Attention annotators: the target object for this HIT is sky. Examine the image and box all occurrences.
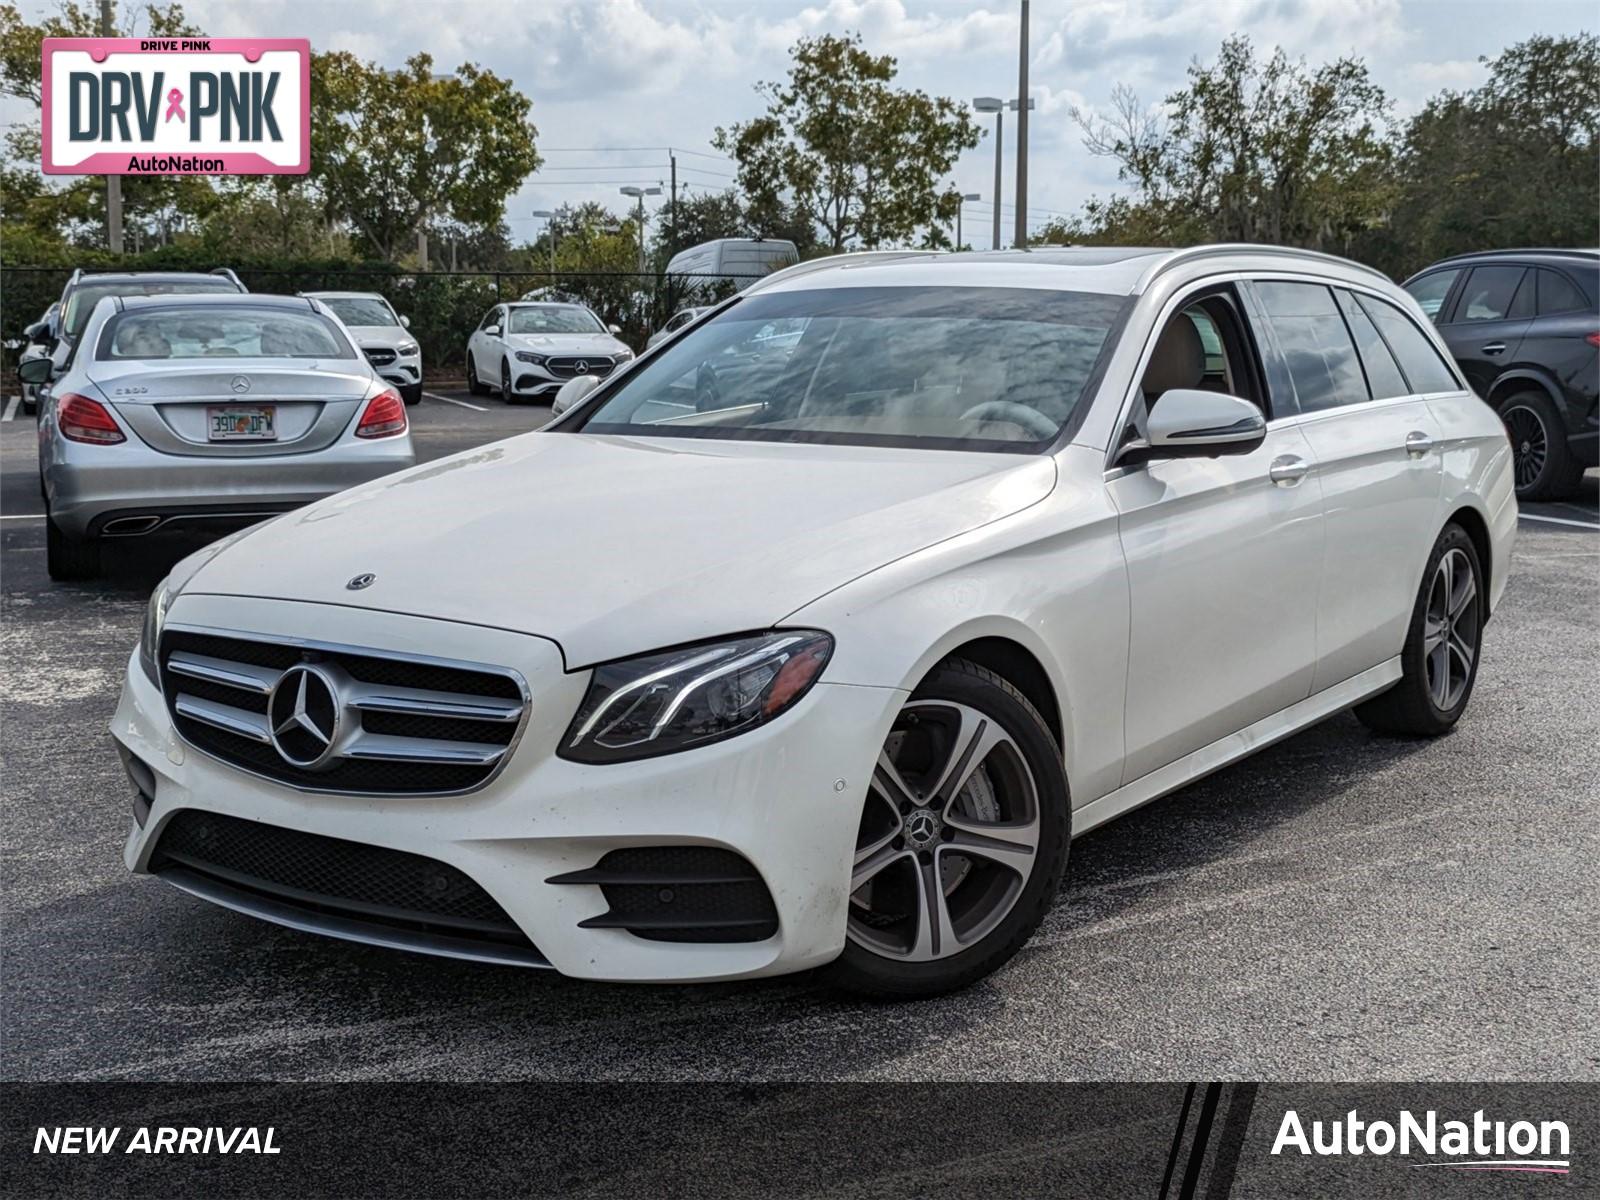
[8,0,1595,251]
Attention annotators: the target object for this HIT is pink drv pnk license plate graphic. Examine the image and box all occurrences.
[41,38,309,175]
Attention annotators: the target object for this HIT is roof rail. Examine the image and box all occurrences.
[211,266,246,290]
[1427,247,1599,266]
[1138,243,1391,290]
[743,250,946,295]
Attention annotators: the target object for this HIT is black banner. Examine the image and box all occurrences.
[3,1083,1591,1197]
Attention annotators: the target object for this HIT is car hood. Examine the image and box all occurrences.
[344,324,408,345]
[506,332,627,356]
[188,433,1056,666]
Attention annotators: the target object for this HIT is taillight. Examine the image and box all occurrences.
[57,393,126,444]
[355,388,407,439]
[1585,332,1599,348]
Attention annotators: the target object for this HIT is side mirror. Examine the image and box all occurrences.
[551,374,602,417]
[24,320,45,341]
[607,323,622,336]
[18,357,54,384]
[484,324,501,336]
[399,314,411,328]
[1118,390,1265,465]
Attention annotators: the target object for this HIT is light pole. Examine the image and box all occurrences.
[972,98,1004,250]
[532,209,556,276]
[619,186,662,275]
[1015,0,1031,249]
[955,193,981,250]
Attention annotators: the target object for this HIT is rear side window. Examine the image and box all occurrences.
[1334,290,1409,400]
[1454,266,1526,322]
[1355,294,1461,393]
[1537,269,1589,315]
[1404,270,1459,322]
[1254,281,1366,413]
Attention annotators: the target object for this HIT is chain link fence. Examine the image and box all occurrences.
[2,266,766,372]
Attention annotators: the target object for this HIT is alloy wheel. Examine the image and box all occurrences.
[1423,546,1479,711]
[1503,404,1547,492]
[848,700,1041,962]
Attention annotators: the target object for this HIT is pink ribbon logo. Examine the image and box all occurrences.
[164,87,185,123]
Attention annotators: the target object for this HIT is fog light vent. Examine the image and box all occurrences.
[548,846,778,943]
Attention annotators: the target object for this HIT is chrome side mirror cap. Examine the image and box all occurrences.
[399,314,411,328]
[551,374,602,417]
[1118,390,1266,465]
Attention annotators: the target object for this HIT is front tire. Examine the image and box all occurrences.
[500,359,518,404]
[466,354,489,396]
[46,514,100,581]
[400,382,422,407]
[826,658,1070,999]
[1501,390,1583,501]
[1355,523,1483,737]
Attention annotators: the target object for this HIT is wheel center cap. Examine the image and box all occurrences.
[1520,440,1531,453]
[904,807,943,850]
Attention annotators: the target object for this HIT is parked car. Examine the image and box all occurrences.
[40,269,248,392]
[465,301,634,402]
[22,293,413,581]
[302,291,423,406]
[1403,248,1598,500]
[665,238,798,296]
[113,245,1514,997]
[18,301,60,415]
[646,305,709,348]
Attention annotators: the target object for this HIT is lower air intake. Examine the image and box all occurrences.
[548,846,779,943]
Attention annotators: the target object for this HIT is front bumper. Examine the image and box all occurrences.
[45,435,415,539]
[112,594,901,982]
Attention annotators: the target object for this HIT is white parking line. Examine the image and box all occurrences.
[2,396,19,421]
[1519,512,1599,530]
[424,391,487,412]
[0,513,44,521]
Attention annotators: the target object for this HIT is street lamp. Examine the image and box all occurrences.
[619,186,662,275]
[532,209,556,275]
[972,98,1032,249]
[955,193,981,251]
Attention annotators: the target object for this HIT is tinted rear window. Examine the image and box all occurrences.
[1454,266,1526,322]
[1355,294,1461,393]
[1335,290,1409,401]
[1537,269,1590,316]
[1254,281,1366,413]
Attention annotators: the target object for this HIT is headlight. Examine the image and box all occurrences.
[611,347,634,361]
[515,351,546,365]
[397,341,419,357]
[135,525,261,690]
[560,630,832,764]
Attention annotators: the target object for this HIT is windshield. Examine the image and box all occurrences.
[574,286,1128,451]
[64,278,239,337]
[322,296,399,327]
[97,307,355,360]
[507,305,604,334]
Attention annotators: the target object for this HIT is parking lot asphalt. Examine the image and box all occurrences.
[2,390,1597,1082]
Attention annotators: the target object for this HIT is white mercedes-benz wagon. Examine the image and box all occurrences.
[112,245,1516,997]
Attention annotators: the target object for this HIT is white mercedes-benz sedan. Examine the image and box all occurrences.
[112,245,1516,997]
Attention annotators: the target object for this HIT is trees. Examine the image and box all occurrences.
[311,52,540,262]
[1070,37,1395,253]
[714,33,979,253]
[1387,34,1599,274]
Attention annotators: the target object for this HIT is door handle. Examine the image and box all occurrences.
[1269,455,1310,486]
[1405,430,1435,457]
[1481,342,1507,355]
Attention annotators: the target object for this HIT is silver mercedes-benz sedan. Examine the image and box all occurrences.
[26,293,415,580]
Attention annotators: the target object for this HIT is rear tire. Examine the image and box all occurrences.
[1355,523,1483,737]
[46,514,100,582]
[825,658,1070,999]
[1501,390,1583,501]
[466,355,489,396]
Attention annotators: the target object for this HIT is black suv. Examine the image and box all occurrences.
[1404,249,1598,500]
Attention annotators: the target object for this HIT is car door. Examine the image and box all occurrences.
[1245,280,1447,692]
[1105,285,1325,783]
[470,306,502,377]
[1436,264,1534,397]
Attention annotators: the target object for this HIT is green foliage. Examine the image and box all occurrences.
[714,32,980,252]
[311,51,541,261]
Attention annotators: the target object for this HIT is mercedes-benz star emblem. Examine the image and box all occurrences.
[573,360,589,374]
[904,808,942,849]
[346,573,377,591]
[267,665,341,769]
[230,375,251,393]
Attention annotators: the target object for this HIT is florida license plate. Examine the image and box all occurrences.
[207,406,277,441]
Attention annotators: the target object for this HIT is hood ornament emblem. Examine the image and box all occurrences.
[346,573,377,591]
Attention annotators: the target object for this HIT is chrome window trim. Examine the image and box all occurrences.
[160,622,533,798]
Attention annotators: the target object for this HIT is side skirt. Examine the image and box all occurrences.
[1071,657,1403,836]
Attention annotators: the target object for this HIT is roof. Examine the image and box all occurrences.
[116,293,312,311]
[301,290,390,300]
[1424,248,1599,269]
[750,243,1389,298]
[70,271,235,285]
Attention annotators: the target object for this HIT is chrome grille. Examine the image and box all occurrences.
[160,629,528,795]
[363,348,398,366]
[546,356,616,380]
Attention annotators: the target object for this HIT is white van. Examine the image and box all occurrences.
[665,238,798,296]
